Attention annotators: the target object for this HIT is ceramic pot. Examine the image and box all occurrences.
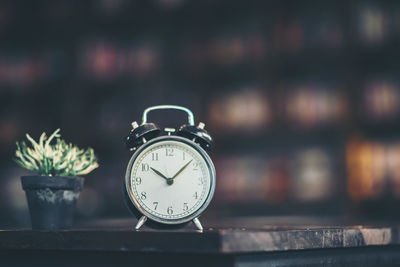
[21,176,84,230]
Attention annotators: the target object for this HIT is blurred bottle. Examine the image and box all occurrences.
[291,148,335,202]
[346,138,387,201]
[285,82,346,129]
[363,80,400,121]
[209,88,272,134]
[357,4,388,45]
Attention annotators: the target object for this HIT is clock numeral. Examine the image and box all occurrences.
[166,148,174,157]
[183,152,185,160]
[167,206,173,215]
[135,177,142,185]
[193,192,198,199]
[153,202,158,210]
[141,192,147,200]
[198,177,203,185]
[152,153,159,161]
[141,163,149,172]
[193,162,199,171]
[183,203,188,211]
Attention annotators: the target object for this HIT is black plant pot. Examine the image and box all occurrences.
[21,176,84,230]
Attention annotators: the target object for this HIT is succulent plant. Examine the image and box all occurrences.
[14,129,99,176]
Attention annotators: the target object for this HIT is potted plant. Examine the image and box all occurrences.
[14,129,99,230]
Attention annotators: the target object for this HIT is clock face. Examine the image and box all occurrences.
[126,137,215,224]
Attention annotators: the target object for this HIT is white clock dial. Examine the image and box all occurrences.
[129,140,212,221]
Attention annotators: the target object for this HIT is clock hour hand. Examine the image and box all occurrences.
[150,167,174,185]
[171,159,193,180]
[150,167,169,181]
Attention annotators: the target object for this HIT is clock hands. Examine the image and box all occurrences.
[150,159,193,186]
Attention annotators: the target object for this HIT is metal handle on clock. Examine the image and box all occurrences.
[142,105,195,126]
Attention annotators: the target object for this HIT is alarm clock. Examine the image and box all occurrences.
[124,105,216,231]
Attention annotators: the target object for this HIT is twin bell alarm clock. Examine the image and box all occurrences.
[124,105,216,230]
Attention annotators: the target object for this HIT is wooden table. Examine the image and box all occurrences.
[1,217,400,266]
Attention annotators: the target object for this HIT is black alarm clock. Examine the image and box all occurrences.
[124,105,216,230]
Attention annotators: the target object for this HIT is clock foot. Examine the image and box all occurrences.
[193,217,203,231]
[135,216,147,230]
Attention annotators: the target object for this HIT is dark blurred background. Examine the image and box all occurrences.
[1,0,400,227]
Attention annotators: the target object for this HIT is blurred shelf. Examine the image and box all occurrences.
[3,0,400,221]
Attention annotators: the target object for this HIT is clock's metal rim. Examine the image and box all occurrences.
[125,135,216,225]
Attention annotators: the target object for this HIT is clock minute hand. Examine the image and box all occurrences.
[171,159,193,180]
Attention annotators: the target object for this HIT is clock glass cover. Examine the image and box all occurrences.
[126,137,214,224]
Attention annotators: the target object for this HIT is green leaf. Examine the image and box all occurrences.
[14,129,99,176]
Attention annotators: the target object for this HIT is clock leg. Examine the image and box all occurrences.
[135,216,147,230]
[192,217,203,231]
